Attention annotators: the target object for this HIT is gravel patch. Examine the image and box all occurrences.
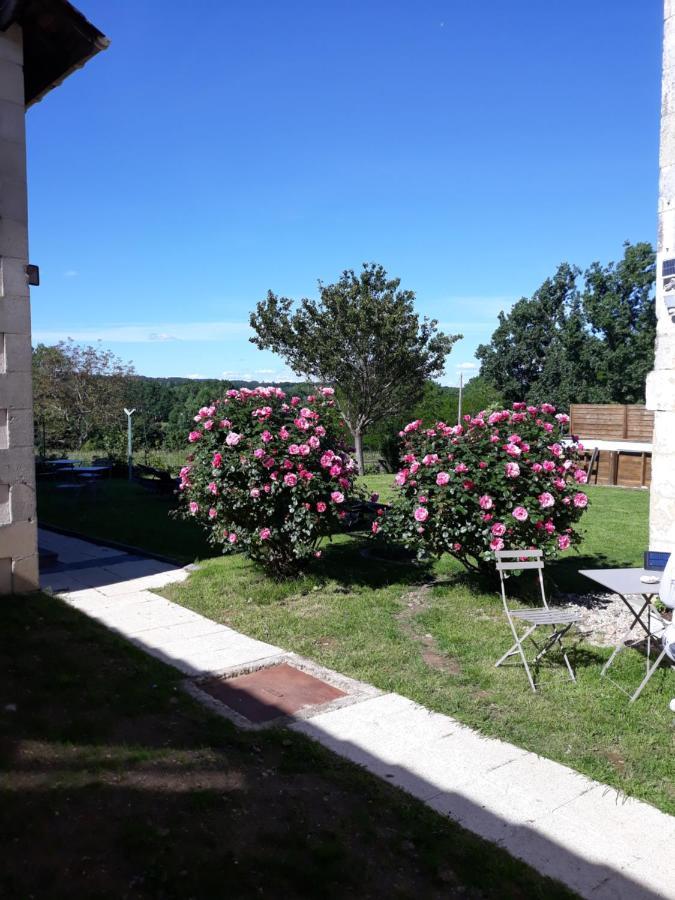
[558,591,671,647]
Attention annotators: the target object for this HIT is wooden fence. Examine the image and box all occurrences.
[569,404,654,442]
[569,404,653,489]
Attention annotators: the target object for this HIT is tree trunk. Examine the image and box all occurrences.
[354,429,365,476]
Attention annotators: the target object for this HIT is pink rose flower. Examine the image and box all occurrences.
[505,462,520,478]
[288,444,300,455]
[279,426,290,440]
[573,492,588,508]
[208,482,218,495]
[454,462,468,474]
[371,521,379,534]
[414,507,429,522]
[436,471,450,485]
[284,473,298,487]
[208,507,217,519]
[542,460,556,472]
[558,534,571,550]
[189,501,199,514]
[299,443,311,456]
[261,430,272,443]
[212,453,222,468]
[188,431,201,443]
[512,506,528,522]
[253,448,265,459]
[250,488,260,498]
[479,494,493,510]
[490,537,505,551]
[228,532,238,544]
[225,431,242,447]
[538,492,554,508]
[331,491,344,504]
[491,522,506,536]
[504,443,521,457]
[574,469,588,484]
[316,501,327,513]
[259,527,271,540]
[308,436,320,449]
[394,471,407,486]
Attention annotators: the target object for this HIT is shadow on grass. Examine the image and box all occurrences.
[311,537,434,591]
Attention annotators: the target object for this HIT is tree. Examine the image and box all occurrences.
[249,263,461,473]
[475,243,655,409]
[33,341,135,452]
[581,241,656,404]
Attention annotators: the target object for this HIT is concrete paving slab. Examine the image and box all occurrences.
[95,569,189,596]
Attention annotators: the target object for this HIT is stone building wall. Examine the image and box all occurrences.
[0,24,39,593]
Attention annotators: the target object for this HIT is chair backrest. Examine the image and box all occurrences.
[659,553,675,611]
[495,549,548,611]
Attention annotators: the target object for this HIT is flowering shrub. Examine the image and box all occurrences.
[179,386,358,576]
[378,403,589,571]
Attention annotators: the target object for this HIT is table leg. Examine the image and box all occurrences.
[601,596,651,676]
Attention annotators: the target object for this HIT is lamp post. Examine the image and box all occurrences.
[124,408,135,481]
[457,371,463,425]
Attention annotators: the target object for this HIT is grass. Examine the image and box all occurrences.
[37,479,213,563]
[36,475,674,817]
[0,593,574,899]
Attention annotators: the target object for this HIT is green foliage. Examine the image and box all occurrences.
[476,242,656,408]
[250,263,461,473]
[33,340,135,452]
[178,387,360,577]
[379,403,589,572]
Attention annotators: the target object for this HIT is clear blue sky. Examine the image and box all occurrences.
[26,0,662,385]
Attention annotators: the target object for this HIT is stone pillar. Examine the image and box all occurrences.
[0,23,38,593]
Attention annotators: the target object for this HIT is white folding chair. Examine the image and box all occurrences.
[630,553,675,703]
[494,549,582,692]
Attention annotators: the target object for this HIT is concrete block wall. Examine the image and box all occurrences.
[0,24,38,594]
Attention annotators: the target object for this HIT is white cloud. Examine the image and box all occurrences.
[185,373,206,379]
[32,320,251,344]
[457,362,478,370]
[63,269,79,278]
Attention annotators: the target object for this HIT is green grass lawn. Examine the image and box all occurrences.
[37,479,214,564]
[0,593,573,899]
[37,475,674,817]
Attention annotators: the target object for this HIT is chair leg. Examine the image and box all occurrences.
[630,648,668,703]
[495,625,536,668]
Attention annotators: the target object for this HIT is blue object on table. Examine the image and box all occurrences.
[644,550,671,571]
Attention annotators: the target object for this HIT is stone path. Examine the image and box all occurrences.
[39,528,675,900]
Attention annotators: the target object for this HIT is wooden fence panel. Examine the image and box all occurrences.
[570,404,654,442]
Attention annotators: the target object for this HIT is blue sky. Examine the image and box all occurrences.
[26,0,662,385]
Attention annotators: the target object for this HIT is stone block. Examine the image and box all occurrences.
[0,217,28,260]
[4,332,31,372]
[0,372,31,407]
[0,482,8,524]
[0,178,27,225]
[0,407,7,449]
[0,557,11,594]
[0,256,30,301]
[0,136,26,184]
[0,98,25,147]
[0,296,30,332]
[0,26,22,66]
[0,446,35,484]
[0,58,24,105]
[12,552,39,592]
[646,370,675,411]
[0,518,36,559]
[10,480,35,522]
[7,408,33,449]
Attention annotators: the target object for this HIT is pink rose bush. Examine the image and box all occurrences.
[179,387,358,576]
[378,403,589,572]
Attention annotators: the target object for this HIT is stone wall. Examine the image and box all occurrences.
[0,23,38,593]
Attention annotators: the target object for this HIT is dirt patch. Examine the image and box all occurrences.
[396,584,462,676]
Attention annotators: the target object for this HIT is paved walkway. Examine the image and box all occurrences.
[39,528,675,900]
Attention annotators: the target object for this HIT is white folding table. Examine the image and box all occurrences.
[580,567,672,702]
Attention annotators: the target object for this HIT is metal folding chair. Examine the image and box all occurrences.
[494,549,582,692]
